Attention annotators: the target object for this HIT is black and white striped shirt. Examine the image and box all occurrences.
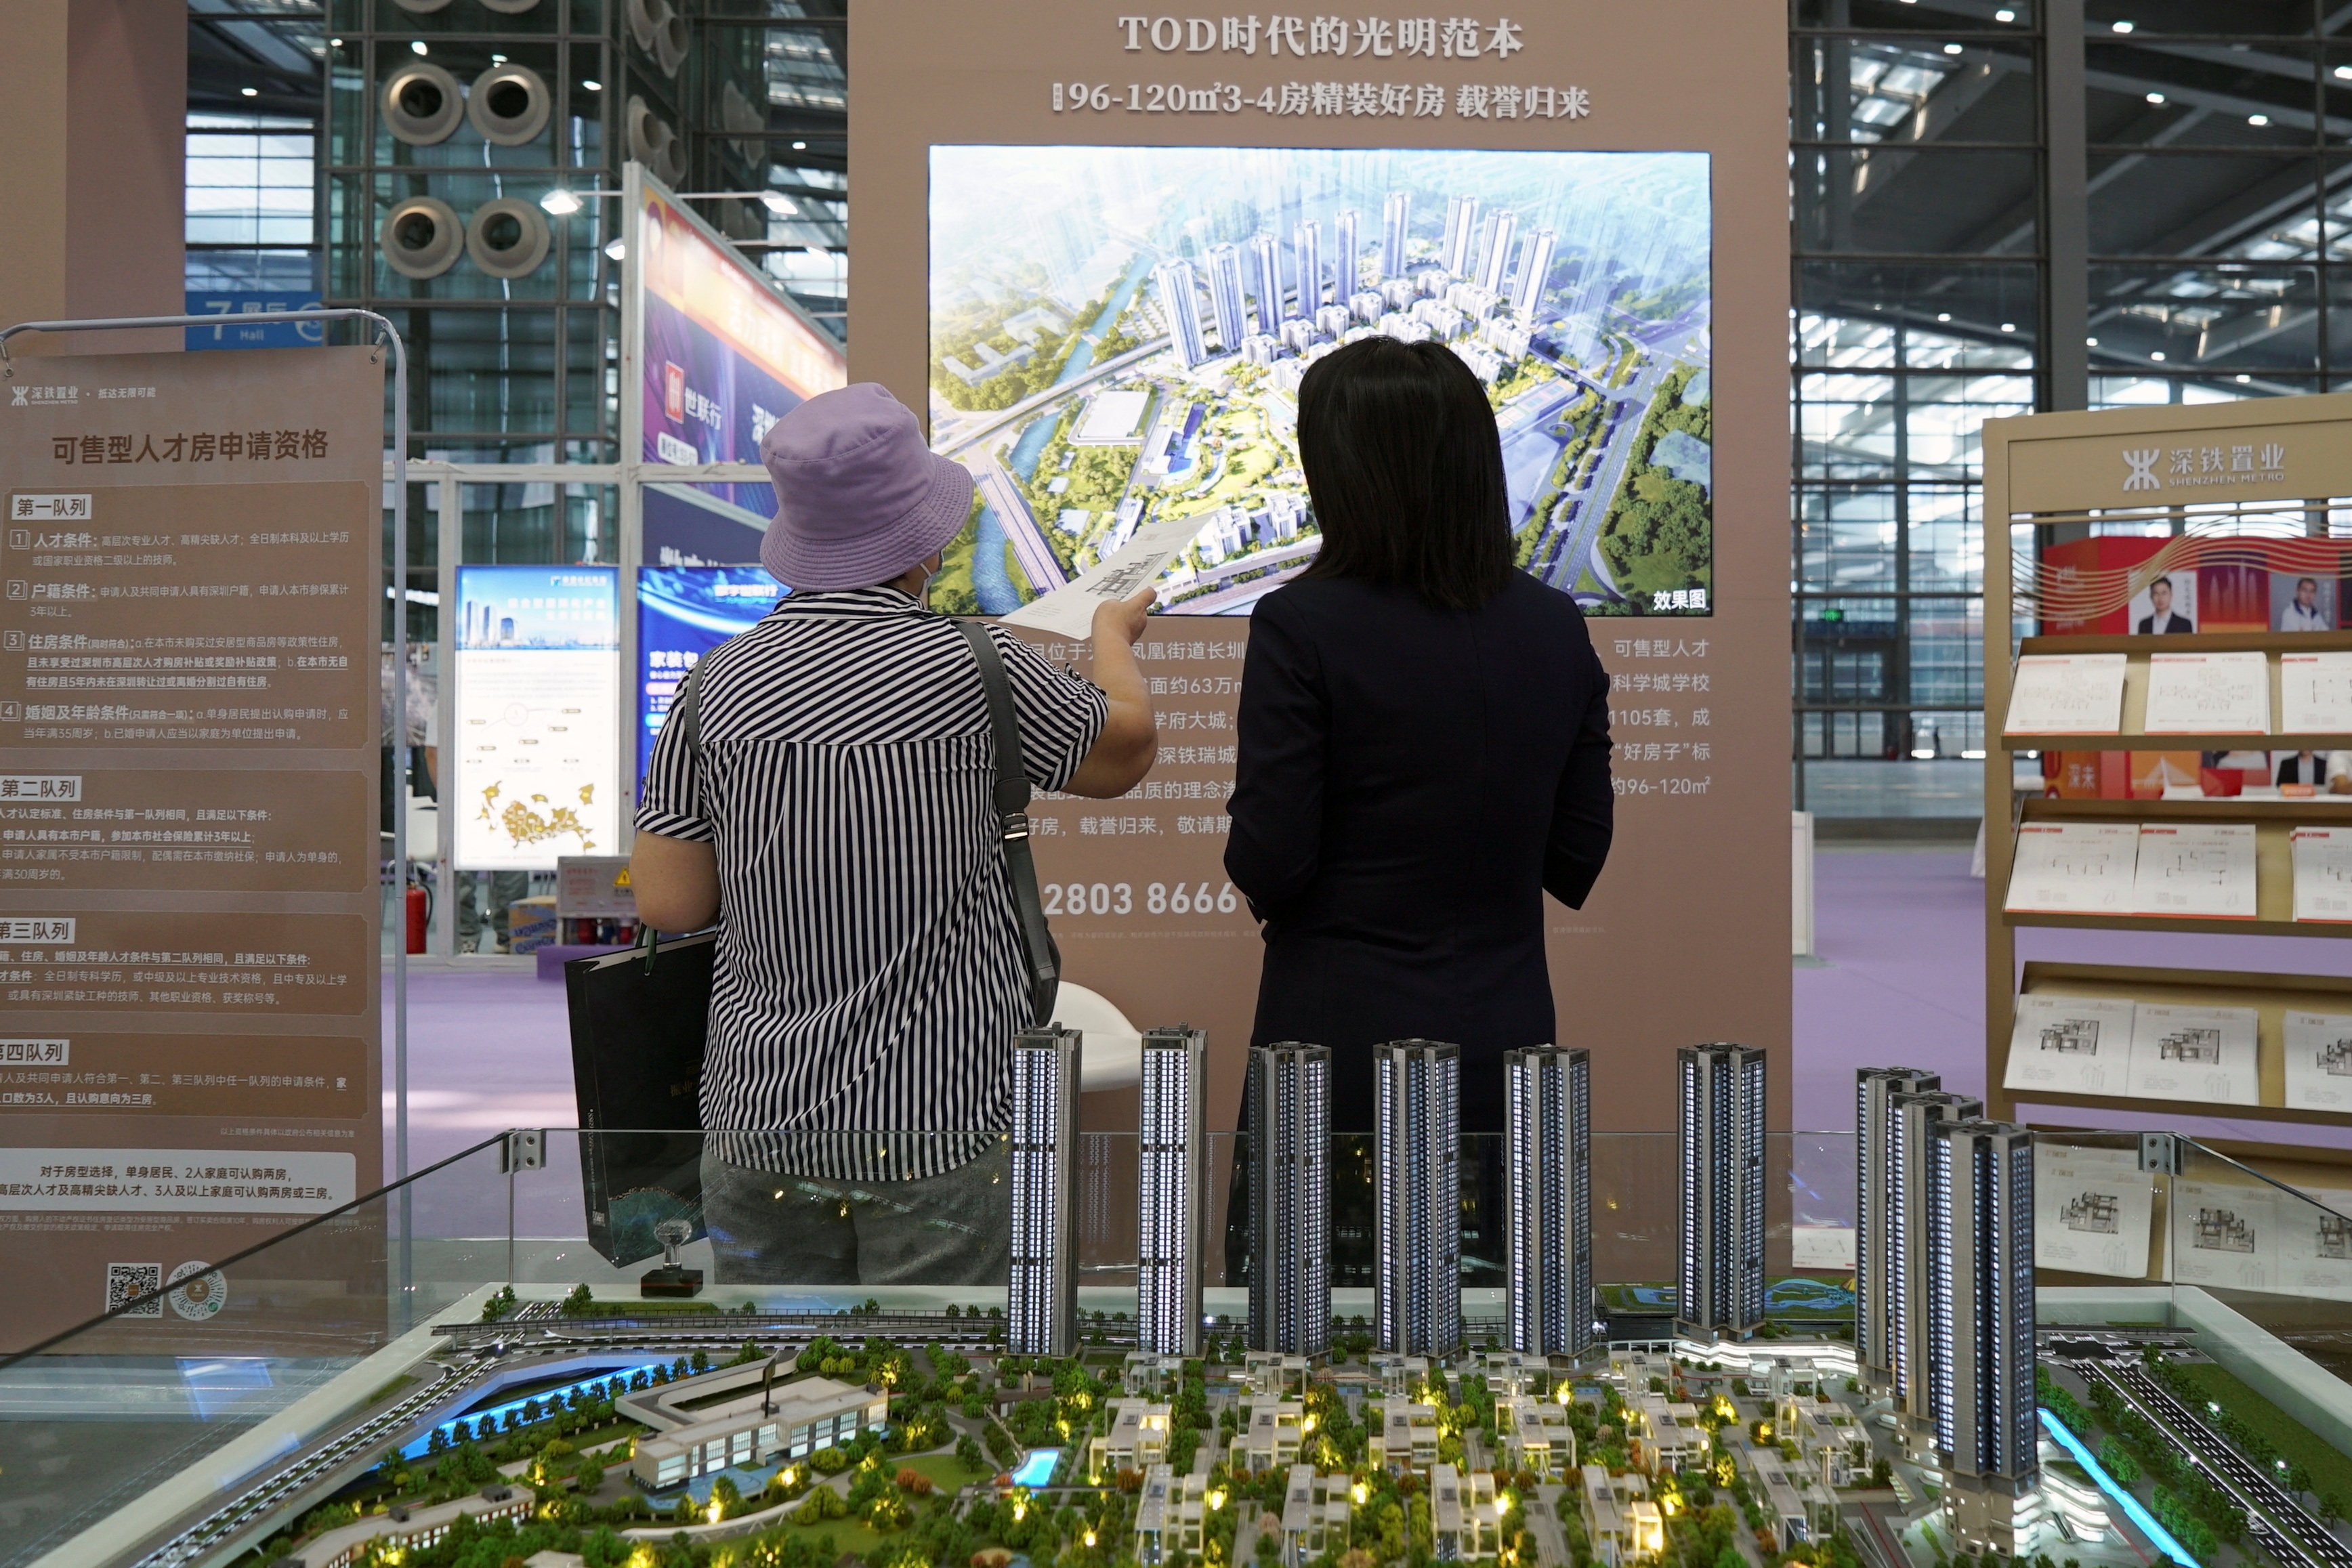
[634,586,1108,1177]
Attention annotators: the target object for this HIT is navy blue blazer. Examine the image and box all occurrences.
[1223,570,1614,1132]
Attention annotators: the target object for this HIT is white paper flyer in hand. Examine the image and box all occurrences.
[2292,827,2352,923]
[2143,650,2273,734]
[2132,822,2258,919]
[2284,1009,2352,1110]
[2004,993,2137,1096]
[2004,653,2126,735]
[2124,1001,2260,1103]
[997,511,1219,641]
[2004,822,2140,915]
[2174,1179,2277,1290]
[2034,1144,2154,1279]
[2280,652,2352,734]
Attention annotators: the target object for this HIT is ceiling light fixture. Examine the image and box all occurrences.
[2336,65,2352,81]
[2236,373,2252,383]
[2112,19,2135,33]
[540,188,585,216]
[2001,322,2016,332]
[2087,336,2099,345]
[2248,113,2270,125]
[792,140,807,150]
[411,39,428,55]
[1944,42,1962,54]
[2146,91,2166,104]
[241,86,258,98]
[1994,6,2015,18]
[2150,350,2166,361]
[1937,312,1952,322]
[581,79,603,91]
[605,238,626,261]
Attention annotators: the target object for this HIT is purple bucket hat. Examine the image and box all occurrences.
[759,382,974,591]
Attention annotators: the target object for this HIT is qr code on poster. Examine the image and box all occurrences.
[107,1263,163,1319]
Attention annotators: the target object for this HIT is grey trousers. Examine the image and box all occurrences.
[700,1141,1012,1286]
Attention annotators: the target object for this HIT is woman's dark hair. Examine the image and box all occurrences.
[1295,336,1514,612]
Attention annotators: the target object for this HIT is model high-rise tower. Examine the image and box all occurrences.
[1334,209,1360,297]
[1441,194,1479,278]
[1929,1120,2038,1555]
[1376,1040,1461,1355]
[1381,192,1411,279]
[1247,1042,1330,1355]
[1009,1025,1080,1357]
[1504,1046,1593,1357]
[1893,1088,1983,1451]
[1138,1025,1208,1357]
[1248,233,1286,329]
[1857,1068,1939,1395]
[1509,227,1557,317]
[1205,243,1248,352]
[1293,219,1324,314]
[1675,1043,1766,1340]
[1154,261,1209,370]
[1475,210,1518,296]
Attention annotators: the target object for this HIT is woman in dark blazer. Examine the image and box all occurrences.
[1224,337,1615,1135]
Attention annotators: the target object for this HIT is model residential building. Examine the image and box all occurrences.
[1134,1463,1209,1566]
[1505,1044,1594,1357]
[626,1371,887,1490]
[1503,1395,1579,1477]
[1090,1398,1172,1479]
[1139,1024,1208,1357]
[1431,1464,1499,1562]
[1676,1042,1767,1339]
[1580,1465,1662,1568]
[1893,1088,1983,1456]
[1279,1463,1353,1567]
[1368,1400,1442,1471]
[1856,1067,1939,1396]
[1929,1120,2041,1556]
[1230,1393,1307,1473]
[1248,1042,1330,1355]
[1009,1025,1080,1357]
[1377,1038,1462,1355]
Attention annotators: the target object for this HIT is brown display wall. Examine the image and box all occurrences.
[0,345,385,1351]
[851,0,1792,1133]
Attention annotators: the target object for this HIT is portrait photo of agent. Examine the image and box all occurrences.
[2135,574,2196,635]
[2274,574,2336,633]
[2274,750,2352,792]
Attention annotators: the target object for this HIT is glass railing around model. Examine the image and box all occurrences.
[0,1126,1862,1568]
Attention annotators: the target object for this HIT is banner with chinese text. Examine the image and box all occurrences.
[0,346,383,1352]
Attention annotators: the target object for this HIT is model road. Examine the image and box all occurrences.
[2104,1361,2352,1568]
[973,456,1072,595]
[130,1357,493,1568]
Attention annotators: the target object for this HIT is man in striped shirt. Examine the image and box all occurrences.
[631,383,1156,1284]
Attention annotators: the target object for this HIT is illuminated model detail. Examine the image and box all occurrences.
[1676,1042,1766,1340]
[1377,1039,1461,1356]
[1248,1042,1330,1355]
[1138,1024,1209,1357]
[1505,1044,1593,1357]
[1856,1067,1939,1397]
[1929,1120,2038,1556]
[1009,1025,1081,1357]
[1891,1088,1982,1457]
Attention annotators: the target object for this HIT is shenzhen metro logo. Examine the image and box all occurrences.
[2120,439,2286,493]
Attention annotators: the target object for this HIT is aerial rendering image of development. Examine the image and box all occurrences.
[925,145,1713,619]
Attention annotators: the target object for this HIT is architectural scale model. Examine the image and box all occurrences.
[51,1036,2352,1568]
[1137,1023,1209,1358]
[1855,1066,1939,1397]
[1008,1024,1080,1356]
[1246,1040,1331,1356]
[1375,1039,1462,1357]
[1503,1044,1595,1357]
[1675,1042,1767,1340]
[1890,1088,1983,1458]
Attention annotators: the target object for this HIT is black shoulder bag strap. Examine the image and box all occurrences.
[954,620,1061,1025]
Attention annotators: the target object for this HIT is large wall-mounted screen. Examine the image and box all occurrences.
[926,144,1712,619]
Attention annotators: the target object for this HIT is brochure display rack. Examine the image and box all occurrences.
[1983,392,2352,1160]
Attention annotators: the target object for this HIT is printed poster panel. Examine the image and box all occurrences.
[0,346,383,1353]
[856,0,1793,1143]
[635,565,784,792]
[453,566,623,871]
[2034,1144,2154,1279]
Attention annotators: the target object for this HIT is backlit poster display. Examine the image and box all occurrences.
[856,0,1791,1139]
[453,566,622,871]
[632,171,847,516]
[635,565,784,790]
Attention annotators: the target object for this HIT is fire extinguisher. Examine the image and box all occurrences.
[406,885,428,954]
